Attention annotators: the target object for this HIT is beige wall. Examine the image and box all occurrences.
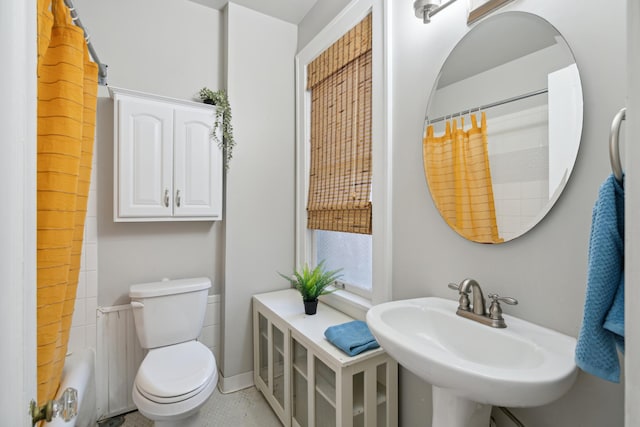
[72,0,297,399]
[390,0,625,425]
[69,0,630,423]
[300,0,626,425]
[625,2,640,423]
[222,3,297,382]
[74,0,225,305]
[75,0,297,388]
[297,0,352,50]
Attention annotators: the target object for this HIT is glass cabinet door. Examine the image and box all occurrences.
[314,357,336,427]
[352,363,392,427]
[258,313,269,387]
[272,324,286,410]
[376,363,388,427]
[292,338,308,427]
[254,305,291,427]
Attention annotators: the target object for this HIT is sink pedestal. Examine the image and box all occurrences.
[432,386,491,427]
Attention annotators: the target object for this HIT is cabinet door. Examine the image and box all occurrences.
[291,338,309,427]
[314,357,337,427]
[117,97,173,218]
[272,323,287,416]
[253,308,291,427]
[173,107,222,218]
[256,312,270,389]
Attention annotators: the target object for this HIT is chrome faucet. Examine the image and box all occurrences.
[458,278,486,315]
[448,279,518,328]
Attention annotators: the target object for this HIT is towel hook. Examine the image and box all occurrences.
[609,107,626,185]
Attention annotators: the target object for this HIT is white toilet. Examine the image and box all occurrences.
[129,277,218,427]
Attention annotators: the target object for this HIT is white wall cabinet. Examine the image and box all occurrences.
[253,290,398,427]
[110,87,223,221]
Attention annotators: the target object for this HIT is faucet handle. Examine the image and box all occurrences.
[448,282,473,293]
[447,282,462,291]
[449,282,471,310]
[487,293,518,323]
[487,294,518,305]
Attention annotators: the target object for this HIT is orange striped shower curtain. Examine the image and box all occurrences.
[423,112,502,243]
[36,0,98,402]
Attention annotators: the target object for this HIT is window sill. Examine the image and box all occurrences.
[320,290,372,321]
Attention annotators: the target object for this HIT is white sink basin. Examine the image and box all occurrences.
[366,297,578,426]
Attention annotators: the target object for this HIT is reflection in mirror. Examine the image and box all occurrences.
[423,11,583,243]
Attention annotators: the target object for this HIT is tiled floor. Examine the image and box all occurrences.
[120,386,282,427]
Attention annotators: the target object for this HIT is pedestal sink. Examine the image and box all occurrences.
[366,297,578,427]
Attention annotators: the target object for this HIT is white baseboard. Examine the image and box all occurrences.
[218,370,254,394]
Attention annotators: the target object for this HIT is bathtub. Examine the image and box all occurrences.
[49,348,97,427]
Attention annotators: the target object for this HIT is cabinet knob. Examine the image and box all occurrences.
[164,189,169,207]
[176,189,181,208]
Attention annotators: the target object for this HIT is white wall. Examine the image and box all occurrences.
[75,0,224,101]
[391,0,625,425]
[626,2,640,424]
[297,0,352,51]
[487,107,550,240]
[429,43,565,118]
[222,3,297,388]
[67,152,98,353]
[0,1,37,424]
[73,0,296,393]
[57,0,632,424]
[73,0,225,306]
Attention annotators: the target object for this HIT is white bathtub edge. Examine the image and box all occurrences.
[48,348,97,427]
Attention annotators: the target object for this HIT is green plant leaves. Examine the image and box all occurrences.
[199,87,235,170]
[278,260,343,302]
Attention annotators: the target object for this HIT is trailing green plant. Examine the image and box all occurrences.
[199,87,235,170]
[278,261,343,302]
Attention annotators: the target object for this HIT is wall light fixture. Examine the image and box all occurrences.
[413,0,457,24]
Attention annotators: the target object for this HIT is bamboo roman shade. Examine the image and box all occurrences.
[306,14,373,235]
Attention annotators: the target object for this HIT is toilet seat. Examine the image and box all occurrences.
[135,341,215,404]
[132,366,218,423]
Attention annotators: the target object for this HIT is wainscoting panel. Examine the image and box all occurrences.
[199,294,221,362]
[96,304,145,419]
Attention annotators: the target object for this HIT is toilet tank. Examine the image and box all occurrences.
[129,277,211,349]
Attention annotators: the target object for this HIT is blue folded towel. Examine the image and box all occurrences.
[575,174,625,382]
[324,320,380,356]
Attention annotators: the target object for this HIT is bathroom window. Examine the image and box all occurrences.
[306,13,373,298]
[295,0,390,310]
[316,230,372,298]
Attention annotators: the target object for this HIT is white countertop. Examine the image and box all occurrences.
[253,289,386,367]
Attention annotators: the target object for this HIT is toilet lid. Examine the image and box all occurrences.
[136,341,216,403]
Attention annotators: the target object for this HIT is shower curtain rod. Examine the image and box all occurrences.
[425,88,548,125]
[64,0,108,85]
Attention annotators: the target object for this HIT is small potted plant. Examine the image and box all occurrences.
[279,261,343,315]
[198,87,235,170]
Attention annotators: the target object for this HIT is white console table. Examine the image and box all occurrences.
[252,289,398,427]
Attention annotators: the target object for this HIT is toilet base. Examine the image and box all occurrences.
[153,411,200,427]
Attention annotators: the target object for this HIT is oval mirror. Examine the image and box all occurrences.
[423,12,583,243]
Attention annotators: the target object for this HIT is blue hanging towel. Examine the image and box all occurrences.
[575,174,625,382]
[324,320,380,356]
